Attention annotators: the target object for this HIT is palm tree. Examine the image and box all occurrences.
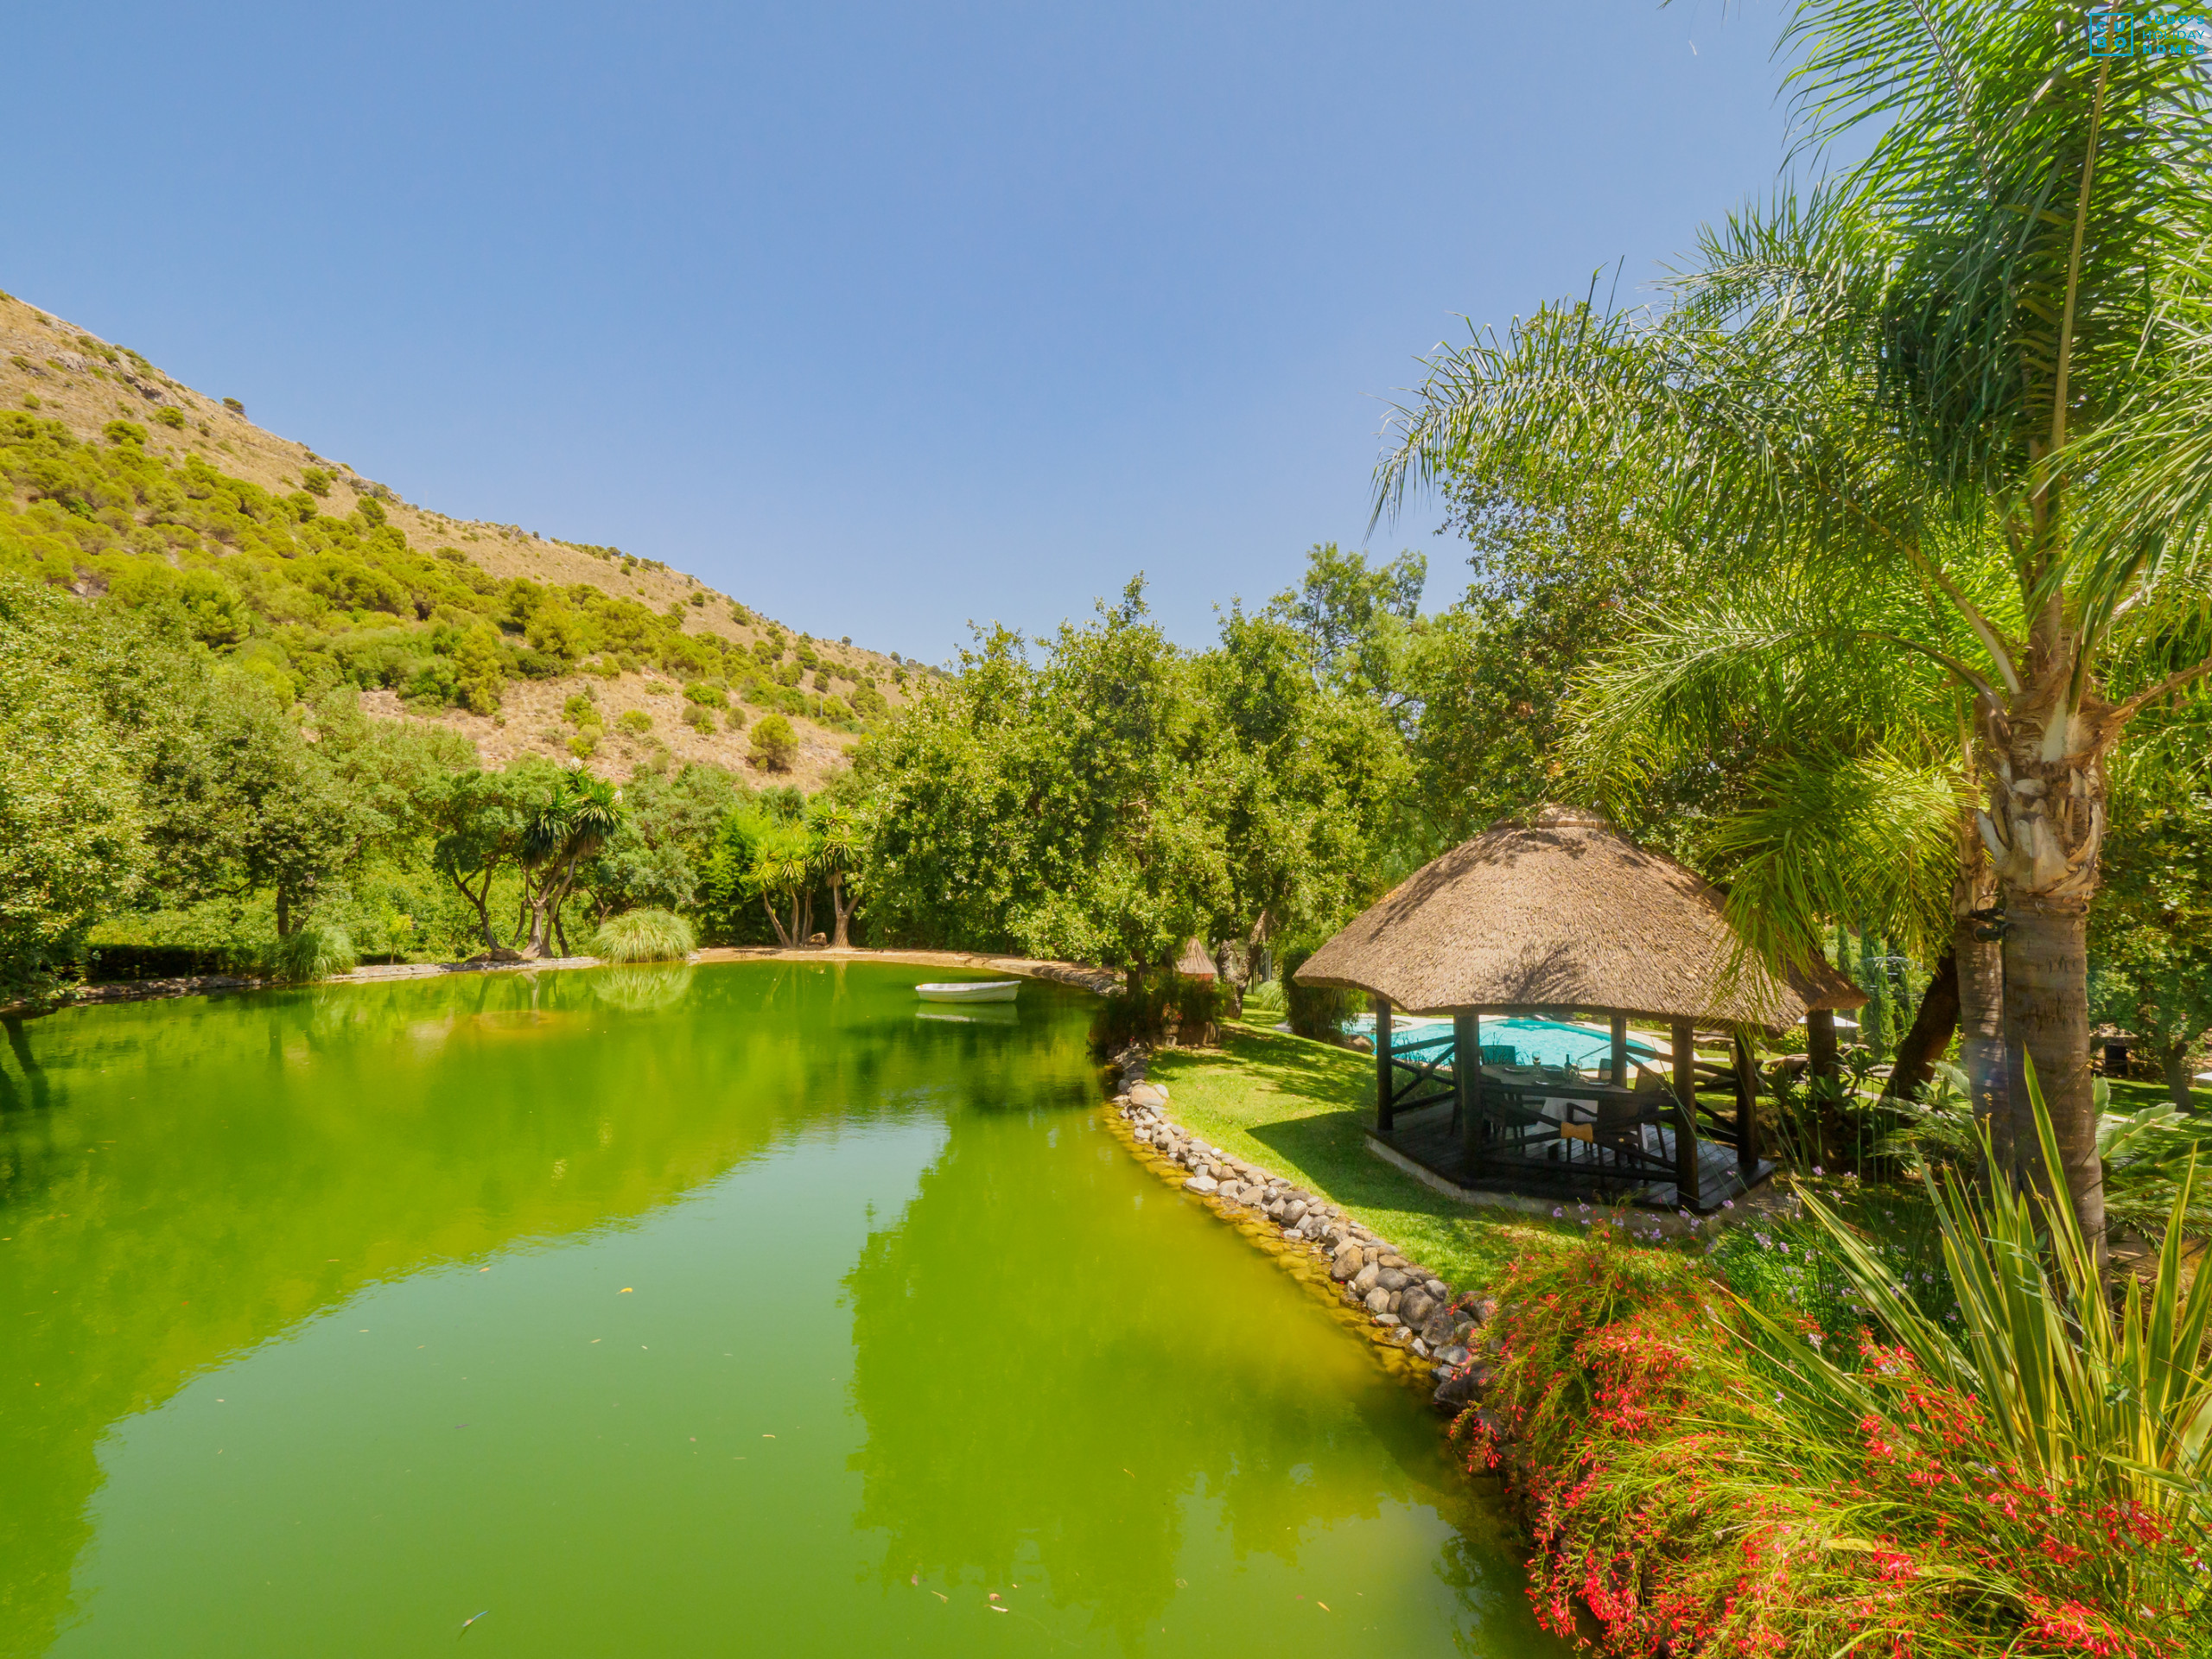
[1374,3,2212,1244]
[1561,561,2004,1134]
[518,772,623,957]
[809,801,863,949]
[751,819,820,948]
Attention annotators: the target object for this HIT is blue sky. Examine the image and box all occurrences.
[9,2,1804,660]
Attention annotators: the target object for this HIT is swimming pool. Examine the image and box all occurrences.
[1345,1014,1661,1071]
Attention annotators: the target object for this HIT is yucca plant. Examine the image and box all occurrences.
[1753,1059,2212,1533]
[588,907,696,963]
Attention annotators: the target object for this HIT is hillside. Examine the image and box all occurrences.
[0,288,923,791]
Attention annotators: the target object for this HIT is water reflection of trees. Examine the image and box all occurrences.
[843,1100,1460,1648]
[0,963,1098,1656]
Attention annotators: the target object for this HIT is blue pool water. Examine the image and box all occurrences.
[1345,1014,1661,1071]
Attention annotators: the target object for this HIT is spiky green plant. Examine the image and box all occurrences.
[264,922,359,983]
[1752,1059,2212,1529]
[588,907,696,963]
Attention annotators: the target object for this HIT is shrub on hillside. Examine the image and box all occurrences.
[851,684,887,719]
[723,705,747,732]
[155,406,187,429]
[616,709,652,736]
[749,715,797,771]
[683,680,726,708]
[301,467,332,497]
[562,690,601,728]
[588,907,696,963]
[103,418,147,447]
[682,702,715,733]
[264,922,359,983]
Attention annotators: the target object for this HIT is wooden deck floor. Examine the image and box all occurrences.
[1369,1099,1770,1213]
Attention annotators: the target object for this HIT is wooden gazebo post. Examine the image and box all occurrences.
[1609,1012,1629,1085]
[1372,994,1394,1134]
[1456,1009,1482,1166]
[1732,1030,1761,1177]
[1670,1019,1700,1203]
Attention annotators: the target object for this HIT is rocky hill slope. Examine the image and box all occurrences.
[0,287,921,791]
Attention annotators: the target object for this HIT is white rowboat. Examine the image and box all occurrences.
[916,981,1021,1004]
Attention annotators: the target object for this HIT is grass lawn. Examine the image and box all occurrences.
[2107,1075,2212,1116]
[1143,1020,1567,1290]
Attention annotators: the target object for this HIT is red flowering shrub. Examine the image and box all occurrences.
[1454,1227,2205,1658]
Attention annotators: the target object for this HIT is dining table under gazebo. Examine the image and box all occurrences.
[1295,805,1865,1212]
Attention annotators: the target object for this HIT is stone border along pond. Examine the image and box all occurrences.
[1103,1040,1492,1420]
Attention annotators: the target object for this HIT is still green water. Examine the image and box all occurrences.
[0,963,1558,1657]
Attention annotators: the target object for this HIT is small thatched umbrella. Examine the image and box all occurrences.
[1297,805,1864,1205]
[1174,938,1218,980]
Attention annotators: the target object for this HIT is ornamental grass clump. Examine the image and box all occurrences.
[1458,1158,2209,1657]
[588,907,696,963]
[264,922,359,983]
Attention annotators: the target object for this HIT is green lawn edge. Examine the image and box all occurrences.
[1141,1020,1567,1289]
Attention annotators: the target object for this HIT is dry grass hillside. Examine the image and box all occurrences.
[0,287,925,791]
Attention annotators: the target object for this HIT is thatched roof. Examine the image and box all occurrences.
[1175,937,1217,979]
[1295,805,1866,1031]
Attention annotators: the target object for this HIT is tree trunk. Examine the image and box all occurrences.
[1885,949,1960,1102]
[830,876,854,949]
[275,885,293,939]
[1978,686,2110,1251]
[761,894,793,948]
[2162,1046,2199,1109]
[2001,895,2100,1246]
[1807,1008,1840,1088]
[453,866,498,948]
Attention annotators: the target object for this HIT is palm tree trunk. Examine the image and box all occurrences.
[2001,894,2100,1247]
[1979,679,2110,1253]
[830,876,853,949]
[1807,1008,1840,1087]
[761,894,793,948]
[1885,949,1959,1102]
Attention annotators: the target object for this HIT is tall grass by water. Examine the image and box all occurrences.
[588,907,696,963]
[263,922,359,983]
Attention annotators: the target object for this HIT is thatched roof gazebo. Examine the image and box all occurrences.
[1297,806,1865,1211]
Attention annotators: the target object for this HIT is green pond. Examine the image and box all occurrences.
[0,962,1559,1657]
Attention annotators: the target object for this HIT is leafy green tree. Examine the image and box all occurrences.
[575,763,746,922]
[2094,715,2212,1108]
[0,581,144,1001]
[453,624,505,715]
[1372,4,2212,1240]
[1266,541,1425,699]
[429,762,553,949]
[749,714,797,771]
